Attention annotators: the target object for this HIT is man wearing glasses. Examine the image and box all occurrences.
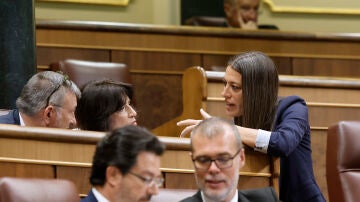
[0,71,80,129]
[81,125,165,202]
[181,117,278,202]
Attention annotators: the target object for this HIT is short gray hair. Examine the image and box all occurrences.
[16,71,80,116]
[190,117,243,150]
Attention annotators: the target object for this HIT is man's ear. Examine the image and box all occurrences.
[106,166,122,187]
[224,3,232,17]
[43,105,55,126]
[239,148,246,168]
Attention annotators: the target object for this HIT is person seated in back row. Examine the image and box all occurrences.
[81,125,165,202]
[224,0,278,30]
[180,117,279,202]
[0,71,80,129]
[75,79,137,131]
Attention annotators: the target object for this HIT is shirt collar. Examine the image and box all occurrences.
[92,187,109,202]
[18,112,25,126]
[201,190,238,202]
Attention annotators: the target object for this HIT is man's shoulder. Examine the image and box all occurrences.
[239,187,279,202]
[80,190,98,202]
[0,109,20,125]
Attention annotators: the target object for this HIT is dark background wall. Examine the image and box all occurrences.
[181,0,224,24]
[0,0,36,108]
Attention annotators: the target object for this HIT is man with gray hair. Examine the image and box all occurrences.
[180,117,279,202]
[0,71,80,129]
[224,0,260,30]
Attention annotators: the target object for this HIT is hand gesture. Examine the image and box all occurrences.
[238,13,258,30]
[176,108,211,137]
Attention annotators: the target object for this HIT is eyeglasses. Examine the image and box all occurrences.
[46,73,70,107]
[128,171,164,188]
[192,148,241,170]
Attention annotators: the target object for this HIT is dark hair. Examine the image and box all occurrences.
[89,125,165,186]
[228,51,278,130]
[75,79,133,131]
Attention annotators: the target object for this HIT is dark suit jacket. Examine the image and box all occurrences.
[269,96,325,202]
[0,109,20,125]
[80,190,98,202]
[180,187,279,202]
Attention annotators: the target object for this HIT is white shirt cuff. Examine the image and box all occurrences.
[254,129,271,154]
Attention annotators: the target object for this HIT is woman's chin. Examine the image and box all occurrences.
[225,109,241,118]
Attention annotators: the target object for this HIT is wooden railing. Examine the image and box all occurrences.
[36,20,360,132]
[0,123,277,195]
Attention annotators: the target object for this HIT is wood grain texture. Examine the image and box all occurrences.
[36,21,360,130]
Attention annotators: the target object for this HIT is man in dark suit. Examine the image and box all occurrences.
[0,109,20,125]
[0,71,80,129]
[180,117,279,202]
[81,125,165,202]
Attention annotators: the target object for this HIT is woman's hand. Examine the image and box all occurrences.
[176,108,211,137]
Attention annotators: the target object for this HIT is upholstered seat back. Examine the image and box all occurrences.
[327,121,360,202]
[50,59,131,89]
[0,177,79,202]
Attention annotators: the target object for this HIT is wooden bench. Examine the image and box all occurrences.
[152,66,360,201]
[35,20,360,133]
[0,124,278,196]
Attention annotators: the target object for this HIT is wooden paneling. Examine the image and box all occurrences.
[132,73,183,128]
[57,166,91,195]
[164,173,197,189]
[0,162,54,179]
[35,21,360,130]
[311,129,328,202]
[202,54,231,71]
[0,124,275,195]
[280,86,360,104]
[37,47,110,67]
[293,58,360,77]
[308,106,360,128]
[111,51,201,71]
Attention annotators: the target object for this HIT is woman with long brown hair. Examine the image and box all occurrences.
[178,51,325,202]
